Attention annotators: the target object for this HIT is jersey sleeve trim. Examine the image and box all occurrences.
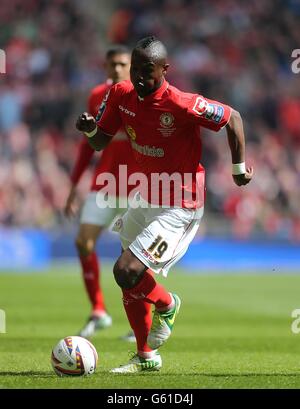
[220,106,232,129]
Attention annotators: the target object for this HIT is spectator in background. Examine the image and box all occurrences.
[1,0,300,242]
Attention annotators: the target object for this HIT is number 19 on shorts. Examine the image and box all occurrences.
[147,235,168,260]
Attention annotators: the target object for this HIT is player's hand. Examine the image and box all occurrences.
[232,166,254,186]
[64,186,79,218]
[76,112,96,133]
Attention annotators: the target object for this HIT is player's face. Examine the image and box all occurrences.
[105,53,131,84]
[130,49,168,97]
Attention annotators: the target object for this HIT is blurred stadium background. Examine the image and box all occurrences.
[0,0,300,271]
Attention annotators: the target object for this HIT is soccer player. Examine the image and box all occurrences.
[65,45,137,340]
[76,36,254,372]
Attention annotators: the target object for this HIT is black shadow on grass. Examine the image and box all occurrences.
[2,371,300,378]
[0,371,54,377]
[177,373,300,377]
[200,373,300,377]
[122,372,300,377]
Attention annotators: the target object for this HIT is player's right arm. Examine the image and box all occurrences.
[76,84,123,152]
[76,112,113,151]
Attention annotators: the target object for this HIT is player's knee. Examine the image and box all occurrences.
[75,236,95,256]
[113,257,143,289]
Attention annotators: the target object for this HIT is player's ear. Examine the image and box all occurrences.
[162,63,170,75]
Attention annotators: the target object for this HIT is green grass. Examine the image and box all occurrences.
[1,263,300,388]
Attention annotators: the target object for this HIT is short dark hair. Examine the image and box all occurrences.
[106,45,131,60]
[135,36,158,49]
[134,36,167,62]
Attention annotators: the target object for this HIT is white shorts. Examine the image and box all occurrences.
[80,191,128,228]
[112,193,204,277]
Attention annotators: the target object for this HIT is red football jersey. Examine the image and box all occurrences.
[96,79,232,208]
[71,80,138,196]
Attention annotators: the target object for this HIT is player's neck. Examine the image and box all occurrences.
[137,78,165,99]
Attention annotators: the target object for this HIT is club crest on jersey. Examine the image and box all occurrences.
[160,112,174,128]
[126,125,137,141]
[192,96,224,123]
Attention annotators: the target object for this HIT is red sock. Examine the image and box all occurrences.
[122,293,153,353]
[79,252,106,315]
[121,271,172,354]
[123,270,172,309]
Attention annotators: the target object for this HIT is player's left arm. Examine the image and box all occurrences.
[225,109,254,186]
[186,93,253,187]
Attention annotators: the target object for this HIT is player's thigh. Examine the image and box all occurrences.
[80,191,119,228]
[129,207,204,277]
[77,223,104,245]
[112,197,146,250]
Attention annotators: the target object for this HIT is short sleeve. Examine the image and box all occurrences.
[186,94,232,131]
[95,84,122,136]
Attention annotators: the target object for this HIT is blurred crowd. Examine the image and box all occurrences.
[0,0,105,227]
[1,0,300,240]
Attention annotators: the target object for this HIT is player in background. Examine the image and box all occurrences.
[76,36,254,372]
[65,45,137,340]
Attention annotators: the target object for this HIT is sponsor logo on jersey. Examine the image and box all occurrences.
[119,105,136,117]
[126,125,137,141]
[192,96,224,123]
[131,140,165,158]
[160,112,174,128]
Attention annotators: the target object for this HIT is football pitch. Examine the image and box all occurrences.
[1,263,300,389]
